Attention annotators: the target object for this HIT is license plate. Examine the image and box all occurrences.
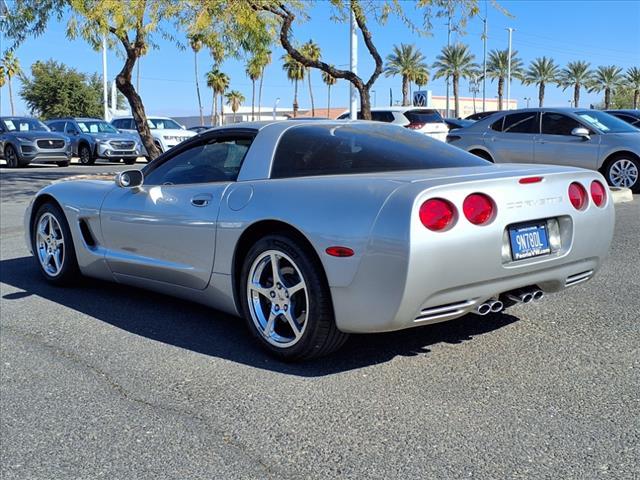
[509,223,551,260]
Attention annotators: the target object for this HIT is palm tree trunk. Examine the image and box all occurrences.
[634,89,639,110]
[402,75,409,106]
[212,92,217,126]
[8,78,15,116]
[327,84,331,117]
[251,79,256,121]
[220,96,224,125]
[194,51,203,125]
[258,69,264,121]
[308,69,315,116]
[605,88,611,109]
[538,82,545,107]
[574,83,580,108]
[453,75,460,118]
[497,77,504,110]
[293,79,299,118]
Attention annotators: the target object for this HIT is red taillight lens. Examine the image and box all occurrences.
[568,182,588,210]
[406,122,426,130]
[463,193,495,225]
[419,199,456,231]
[590,180,607,207]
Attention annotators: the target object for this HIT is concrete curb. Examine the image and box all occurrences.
[610,187,634,204]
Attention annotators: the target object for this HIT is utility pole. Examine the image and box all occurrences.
[524,97,531,108]
[349,4,358,120]
[506,27,514,111]
[445,12,452,117]
[0,0,7,115]
[482,16,487,112]
[102,34,109,121]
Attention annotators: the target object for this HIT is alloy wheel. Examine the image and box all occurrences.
[246,250,309,348]
[609,158,639,188]
[36,212,65,277]
[5,146,18,168]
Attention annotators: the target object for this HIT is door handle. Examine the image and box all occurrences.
[191,194,213,207]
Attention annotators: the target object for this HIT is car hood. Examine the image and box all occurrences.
[151,128,196,137]
[7,131,67,140]
[88,132,138,141]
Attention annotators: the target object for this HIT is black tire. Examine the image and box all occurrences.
[78,144,95,165]
[4,144,22,168]
[603,154,640,193]
[240,234,349,361]
[31,202,80,285]
[56,160,70,167]
[123,158,137,165]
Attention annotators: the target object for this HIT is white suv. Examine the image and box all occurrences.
[337,107,449,142]
[111,116,196,156]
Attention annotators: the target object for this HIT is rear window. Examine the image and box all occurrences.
[336,111,394,122]
[271,123,488,178]
[404,109,444,124]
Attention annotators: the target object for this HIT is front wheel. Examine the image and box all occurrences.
[78,144,95,165]
[240,235,349,361]
[32,202,80,285]
[604,155,640,193]
[4,144,22,168]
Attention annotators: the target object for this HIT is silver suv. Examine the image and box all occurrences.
[0,117,71,168]
[47,117,140,165]
[447,108,640,192]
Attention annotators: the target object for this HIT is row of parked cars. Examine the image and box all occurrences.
[0,115,195,168]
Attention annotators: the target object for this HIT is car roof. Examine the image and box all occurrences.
[112,115,175,120]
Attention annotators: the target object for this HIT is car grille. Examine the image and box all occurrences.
[37,139,65,149]
[110,140,135,150]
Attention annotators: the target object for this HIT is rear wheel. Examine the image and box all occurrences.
[78,144,95,165]
[241,234,348,361]
[32,202,80,285]
[604,155,640,193]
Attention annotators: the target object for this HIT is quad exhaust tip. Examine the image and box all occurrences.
[506,288,545,304]
[473,299,504,316]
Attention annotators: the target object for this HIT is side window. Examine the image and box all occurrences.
[65,122,77,134]
[490,117,504,131]
[541,113,582,136]
[616,114,640,127]
[503,112,538,134]
[48,122,63,132]
[337,113,349,120]
[144,136,254,185]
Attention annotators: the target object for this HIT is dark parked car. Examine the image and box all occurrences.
[605,110,640,128]
[0,117,71,168]
[188,125,213,133]
[465,110,499,121]
[47,117,140,165]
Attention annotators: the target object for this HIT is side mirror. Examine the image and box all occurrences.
[181,124,187,130]
[571,127,590,140]
[115,170,144,189]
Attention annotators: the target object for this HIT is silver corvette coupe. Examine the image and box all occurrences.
[24,121,615,360]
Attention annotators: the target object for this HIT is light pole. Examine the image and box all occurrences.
[371,89,377,108]
[524,97,531,108]
[273,97,280,120]
[349,5,358,120]
[506,27,514,111]
[481,2,488,113]
[445,12,452,117]
[102,34,109,121]
[0,0,9,115]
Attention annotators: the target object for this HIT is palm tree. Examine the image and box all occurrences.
[1,52,21,115]
[486,49,524,110]
[206,68,229,126]
[301,40,321,116]
[524,57,559,107]
[433,43,479,118]
[256,48,272,120]
[627,67,640,109]
[246,57,262,121]
[558,61,592,108]
[189,34,205,126]
[321,70,337,117]
[384,44,429,106]
[588,65,624,109]
[282,53,305,118]
[414,68,429,91]
[225,90,245,123]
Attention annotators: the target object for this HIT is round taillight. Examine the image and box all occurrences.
[590,180,607,207]
[568,182,588,210]
[463,193,495,225]
[419,198,456,231]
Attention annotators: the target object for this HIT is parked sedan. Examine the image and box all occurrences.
[605,109,640,128]
[24,120,614,360]
[47,117,141,165]
[0,117,72,168]
[465,110,498,121]
[448,108,640,192]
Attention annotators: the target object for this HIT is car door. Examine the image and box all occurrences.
[100,132,254,290]
[534,112,600,169]
[64,121,81,153]
[485,111,538,163]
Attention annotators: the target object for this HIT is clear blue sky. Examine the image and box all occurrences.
[3,0,640,117]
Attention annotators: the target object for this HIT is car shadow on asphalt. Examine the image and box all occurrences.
[1,256,520,377]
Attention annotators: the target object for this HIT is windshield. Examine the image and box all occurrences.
[576,111,639,133]
[77,121,119,134]
[2,118,50,132]
[271,123,488,178]
[147,118,182,130]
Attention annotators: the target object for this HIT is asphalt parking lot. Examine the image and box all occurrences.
[1,162,639,479]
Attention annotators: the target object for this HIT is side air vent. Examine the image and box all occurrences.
[415,299,477,323]
[78,219,97,247]
[565,270,593,287]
